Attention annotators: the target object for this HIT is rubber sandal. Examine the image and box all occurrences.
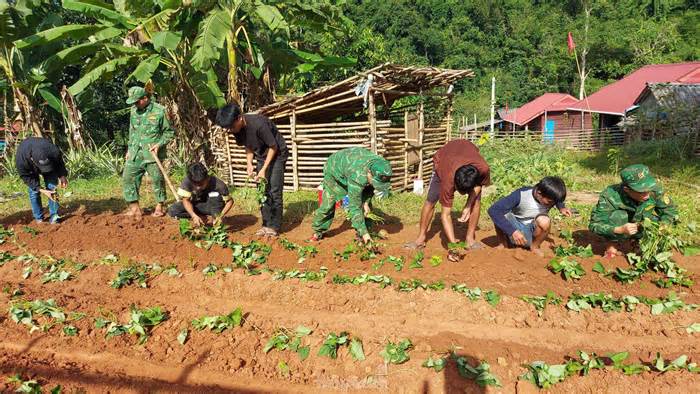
[308,234,322,242]
[468,242,484,250]
[403,241,425,250]
[151,210,165,217]
[254,228,268,236]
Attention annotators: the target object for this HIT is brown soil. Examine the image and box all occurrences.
[1,207,699,393]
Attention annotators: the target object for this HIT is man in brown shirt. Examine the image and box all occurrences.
[405,140,491,260]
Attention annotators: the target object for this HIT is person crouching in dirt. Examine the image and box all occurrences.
[122,86,174,218]
[488,177,572,257]
[15,137,68,224]
[309,147,392,245]
[404,139,490,261]
[167,162,234,227]
[215,103,288,238]
[589,164,678,258]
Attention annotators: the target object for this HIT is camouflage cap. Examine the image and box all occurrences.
[620,164,657,192]
[126,86,148,105]
[369,158,392,199]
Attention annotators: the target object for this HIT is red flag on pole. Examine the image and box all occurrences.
[567,32,576,54]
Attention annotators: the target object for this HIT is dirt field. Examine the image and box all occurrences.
[1,206,699,393]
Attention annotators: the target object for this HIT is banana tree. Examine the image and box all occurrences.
[188,0,355,107]
[0,0,63,137]
[13,0,355,160]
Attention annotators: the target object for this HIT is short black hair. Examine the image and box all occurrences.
[535,176,567,203]
[187,162,209,183]
[454,165,480,194]
[215,103,242,128]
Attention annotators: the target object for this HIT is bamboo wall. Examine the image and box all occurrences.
[214,96,452,192]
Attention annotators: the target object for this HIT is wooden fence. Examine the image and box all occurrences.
[457,127,698,151]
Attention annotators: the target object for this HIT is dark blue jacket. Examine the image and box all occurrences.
[15,137,67,191]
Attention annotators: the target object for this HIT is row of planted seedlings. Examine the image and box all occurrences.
[4,291,700,391]
[6,288,700,389]
[2,221,699,323]
[2,223,700,390]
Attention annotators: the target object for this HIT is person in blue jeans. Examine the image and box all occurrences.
[15,137,68,224]
[488,177,572,256]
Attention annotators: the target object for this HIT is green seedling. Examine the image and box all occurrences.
[380,339,412,364]
[264,325,313,361]
[191,308,243,333]
[110,265,149,288]
[452,354,501,387]
[520,291,562,316]
[549,256,586,281]
[409,251,424,268]
[317,331,364,361]
[273,267,328,282]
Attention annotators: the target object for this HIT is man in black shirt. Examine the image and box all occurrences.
[215,103,288,237]
[167,162,234,226]
[15,137,68,224]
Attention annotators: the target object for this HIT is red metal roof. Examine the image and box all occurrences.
[500,93,579,126]
[568,62,700,115]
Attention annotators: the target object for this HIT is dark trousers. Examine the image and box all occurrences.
[167,196,225,218]
[257,154,286,231]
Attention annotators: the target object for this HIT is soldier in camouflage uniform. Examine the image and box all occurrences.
[589,164,678,257]
[122,86,174,217]
[310,147,392,244]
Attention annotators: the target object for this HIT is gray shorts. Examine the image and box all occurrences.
[427,172,441,204]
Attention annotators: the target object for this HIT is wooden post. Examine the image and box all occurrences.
[445,95,453,143]
[224,130,234,185]
[403,110,409,190]
[418,102,425,181]
[368,89,377,153]
[290,109,299,191]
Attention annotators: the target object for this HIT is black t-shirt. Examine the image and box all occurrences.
[177,176,231,203]
[233,114,288,160]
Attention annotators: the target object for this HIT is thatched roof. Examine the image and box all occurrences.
[256,63,474,122]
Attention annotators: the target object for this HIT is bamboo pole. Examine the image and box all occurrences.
[403,110,409,190]
[291,109,299,191]
[224,130,234,184]
[418,102,425,180]
[371,88,452,97]
[446,95,453,142]
[368,89,377,153]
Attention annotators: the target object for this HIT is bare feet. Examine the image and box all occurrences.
[152,203,165,217]
[531,247,545,257]
[123,203,142,218]
[604,245,621,259]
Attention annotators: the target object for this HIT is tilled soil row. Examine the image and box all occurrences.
[1,213,699,392]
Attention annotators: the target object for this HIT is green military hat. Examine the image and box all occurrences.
[620,164,657,192]
[126,86,148,105]
[369,158,392,199]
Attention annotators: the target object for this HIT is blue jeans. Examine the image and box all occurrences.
[28,175,59,221]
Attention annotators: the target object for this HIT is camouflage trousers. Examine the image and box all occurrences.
[122,159,166,203]
[311,177,373,236]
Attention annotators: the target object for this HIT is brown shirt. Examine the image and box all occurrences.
[433,139,491,207]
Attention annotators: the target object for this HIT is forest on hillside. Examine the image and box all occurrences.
[0,0,698,146]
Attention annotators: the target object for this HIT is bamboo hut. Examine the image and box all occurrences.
[211,63,474,191]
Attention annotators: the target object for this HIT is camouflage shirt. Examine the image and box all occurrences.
[589,183,678,237]
[127,101,174,163]
[324,147,390,236]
